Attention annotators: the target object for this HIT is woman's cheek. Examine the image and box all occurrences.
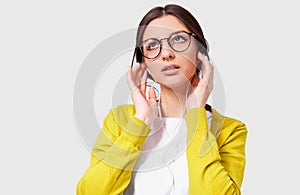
[146,64,160,80]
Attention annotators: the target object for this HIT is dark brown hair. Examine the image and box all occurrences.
[134,4,209,67]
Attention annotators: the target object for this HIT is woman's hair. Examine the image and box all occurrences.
[134,4,210,67]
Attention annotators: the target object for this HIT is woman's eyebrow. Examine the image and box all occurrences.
[143,30,183,40]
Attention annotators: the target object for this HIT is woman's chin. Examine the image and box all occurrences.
[159,79,191,91]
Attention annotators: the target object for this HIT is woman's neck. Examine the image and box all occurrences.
[159,83,192,118]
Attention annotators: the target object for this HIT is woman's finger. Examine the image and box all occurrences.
[140,64,148,96]
[131,63,141,82]
[197,52,214,91]
[138,63,147,79]
[127,67,136,90]
[198,52,207,70]
[148,86,157,103]
[132,63,147,89]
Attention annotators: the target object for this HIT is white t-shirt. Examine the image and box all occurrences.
[125,111,212,195]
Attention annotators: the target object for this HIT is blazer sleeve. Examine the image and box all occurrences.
[184,108,248,195]
[76,108,151,195]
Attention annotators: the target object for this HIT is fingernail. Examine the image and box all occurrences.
[198,52,204,58]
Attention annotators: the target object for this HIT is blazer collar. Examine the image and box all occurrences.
[206,104,225,138]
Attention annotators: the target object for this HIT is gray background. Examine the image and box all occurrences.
[1,0,299,194]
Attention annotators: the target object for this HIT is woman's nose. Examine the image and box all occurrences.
[161,43,175,61]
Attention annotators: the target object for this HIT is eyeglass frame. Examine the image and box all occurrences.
[131,30,199,67]
[140,30,197,59]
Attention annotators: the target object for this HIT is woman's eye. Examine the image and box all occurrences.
[173,35,186,42]
[146,41,159,50]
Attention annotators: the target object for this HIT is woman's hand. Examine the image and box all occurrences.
[127,63,158,126]
[186,52,214,110]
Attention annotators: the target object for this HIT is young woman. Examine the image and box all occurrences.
[77,4,247,195]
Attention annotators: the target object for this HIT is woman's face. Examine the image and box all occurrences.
[142,15,198,88]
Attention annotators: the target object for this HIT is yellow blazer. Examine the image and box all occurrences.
[77,104,248,195]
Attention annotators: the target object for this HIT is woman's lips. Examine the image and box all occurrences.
[161,64,180,75]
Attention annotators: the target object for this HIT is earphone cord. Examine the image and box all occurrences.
[157,98,162,119]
